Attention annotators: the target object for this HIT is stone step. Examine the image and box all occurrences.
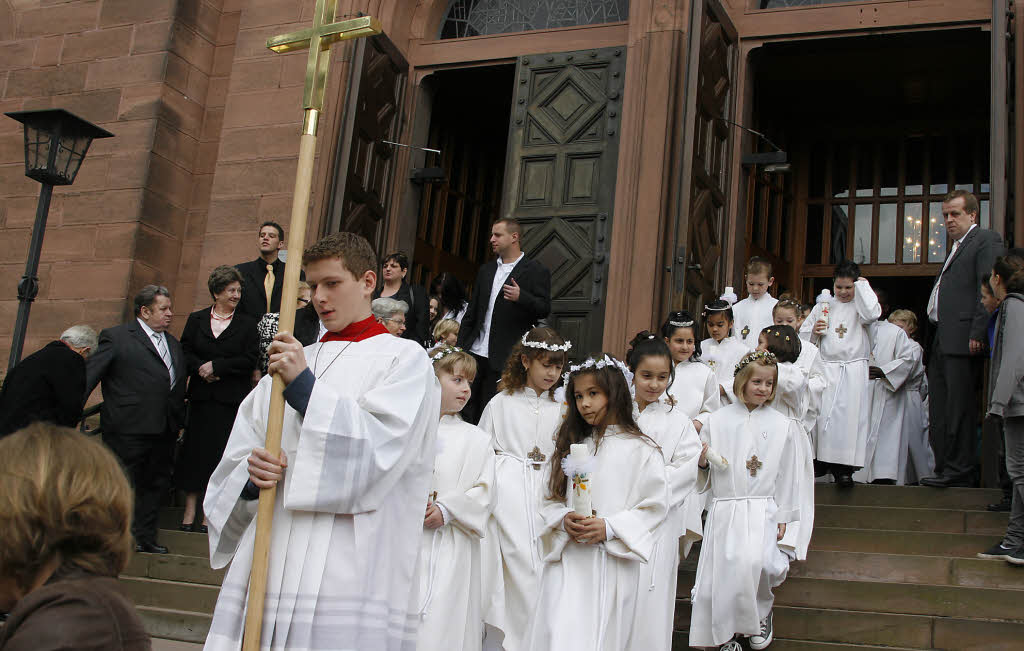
[671,634,922,650]
[814,504,1008,534]
[814,484,1002,510]
[137,606,211,645]
[673,602,1024,649]
[809,527,997,557]
[153,528,211,558]
[152,639,203,651]
[121,576,220,615]
[678,571,1024,621]
[680,549,1024,590]
[124,552,225,586]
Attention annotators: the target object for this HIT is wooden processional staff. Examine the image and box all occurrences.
[243,3,381,650]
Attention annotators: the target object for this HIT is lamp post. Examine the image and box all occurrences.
[4,109,113,371]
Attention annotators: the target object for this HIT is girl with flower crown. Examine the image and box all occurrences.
[689,351,801,651]
[416,346,495,651]
[477,327,568,651]
[523,354,667,651]
[661,311,721,419]
[626,332,702,651]
[701,293,751,404]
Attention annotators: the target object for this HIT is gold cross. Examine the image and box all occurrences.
[266,1,381,116]
[746,455,763,477]
[835,323,848,339]
[741,325,750,339]
[527,445,546,468]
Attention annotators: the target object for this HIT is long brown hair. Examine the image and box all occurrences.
[497,326,568,399]
[547,356,655,501]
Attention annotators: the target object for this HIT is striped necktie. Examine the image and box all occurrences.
[152,332,175,386]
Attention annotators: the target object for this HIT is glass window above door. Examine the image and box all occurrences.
[440,0,629,39]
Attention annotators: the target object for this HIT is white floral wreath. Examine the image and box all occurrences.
[521,332,572,352]
[562,354,634,387]
[431,346,464,362]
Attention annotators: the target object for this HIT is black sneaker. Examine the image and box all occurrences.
[978,542,1015,560]
[987,495,1012,512]
[1008,547,1024,567]
[749,610,774,649]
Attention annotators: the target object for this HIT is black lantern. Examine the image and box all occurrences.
[4,109,113,371]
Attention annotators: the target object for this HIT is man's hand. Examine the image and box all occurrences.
[502,278,521,302]
[424,504,444,530]
[813,319,828,335]
[777,522,787,541]
[267,331,307,385]
[969,339,984,355]
[247,447,288,489]
[198,361,215,379]
[868,366,884,380]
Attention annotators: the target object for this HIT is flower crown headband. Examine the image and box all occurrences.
[734,350,777,376]
[521,332,572,352]
[562,354,633,387]
[431,346,464,362]
[765,329,792,342]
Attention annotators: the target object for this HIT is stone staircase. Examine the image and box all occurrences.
[674,485,1023,650]
[122,486,1022,649]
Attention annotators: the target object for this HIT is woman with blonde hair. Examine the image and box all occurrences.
[0,423,150,650]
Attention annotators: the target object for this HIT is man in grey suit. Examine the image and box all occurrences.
[921,190,1005,487]
[86,285,186,553]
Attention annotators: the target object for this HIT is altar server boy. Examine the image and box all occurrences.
[732,257,779,349]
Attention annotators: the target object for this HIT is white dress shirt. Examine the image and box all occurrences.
[927,223,976,323]
[470,252,524,358]
[138,318,175,386]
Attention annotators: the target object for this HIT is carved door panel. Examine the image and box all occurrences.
[670,0,737,315]
[503,47,626,356]
[326,34,408,256]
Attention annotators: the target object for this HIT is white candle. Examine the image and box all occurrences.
[568,443,594,516]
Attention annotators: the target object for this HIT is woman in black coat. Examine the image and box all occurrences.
[372,251,430,347]
[176,265,258,532]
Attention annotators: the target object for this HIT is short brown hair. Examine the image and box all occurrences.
[432,347,477,382]
[207,264,243,298]
[302,232,377,278]
[494,217,522,237]
[889,309,918,333]
[746,256,773,278]
[943,189,979,216]
[0,424,134,593]
[432,318,459,343]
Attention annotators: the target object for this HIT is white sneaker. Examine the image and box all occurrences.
[749,611,774,650]
[719,640,743,651]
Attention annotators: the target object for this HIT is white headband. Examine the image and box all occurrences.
[522,332,571,352]
[431,346,464,362]
[562,354,634,387]
[668,319,694,328]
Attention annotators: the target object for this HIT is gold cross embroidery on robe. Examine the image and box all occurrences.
[528,445,546,468]
[746,455,763,477]
[741,325,750,339]
[835,323,848,339]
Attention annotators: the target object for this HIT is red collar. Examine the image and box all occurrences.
[319,315,389,343]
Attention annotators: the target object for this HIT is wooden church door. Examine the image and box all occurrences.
[501,47,627,357]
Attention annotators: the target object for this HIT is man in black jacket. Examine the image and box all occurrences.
[85,285,186,553]
[0,325,97,437]
[458,218,551,422]
[235,221,304,319]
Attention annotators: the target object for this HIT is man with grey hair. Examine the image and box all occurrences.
[0,325,98,437]
[372,297,409,337]
[86,285,186,554]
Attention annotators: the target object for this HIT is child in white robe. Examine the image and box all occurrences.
[627,332,702,651]
[418,347,496,651]
[773,298,826,436]
[732,257,779,350]
[799,262,881,487]
[757,326,816,560]
[662,310,720,419]
[888,310,935,484]
[525,355,668,651]
[478,327,568,651]
[701,296,749,405]
[689,351,801,651]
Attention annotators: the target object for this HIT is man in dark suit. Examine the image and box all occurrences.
[86,285,186,553]
[235,221,304,319]
[0,325,97,437]
[921,190,1005,488]
[458,218,551,422]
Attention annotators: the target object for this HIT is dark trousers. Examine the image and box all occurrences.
[104,431,176,544]
[927,334,983,481]
[814,460,858,479]
[464,352,501,425]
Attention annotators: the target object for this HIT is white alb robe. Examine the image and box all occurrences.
[417,415,495,651]
[732,294,779,350]
[898,340,935,484]
[799,279,881,467]
[854,321,917,483]
[525,429,668,651]
[477,388,563,651]
[633,400,701,651]
[701,336,750,404]
[771,362,816,560]
[689,403,801,648]
[794,339,827,436]
[202,335,440,651]
[665,360,720,419]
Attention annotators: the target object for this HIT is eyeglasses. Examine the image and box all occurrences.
[386,317,406,326]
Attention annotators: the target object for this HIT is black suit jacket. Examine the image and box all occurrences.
[0,341,86,437]
[180,308,258,405]
[235,257,305,319]
[931,226,1005,356]
[85,320,187,436]
[458,255,551,372]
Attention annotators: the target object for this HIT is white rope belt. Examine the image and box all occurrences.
[496,450,543,571]
[417,528,442,618]
[821,357,868,434]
